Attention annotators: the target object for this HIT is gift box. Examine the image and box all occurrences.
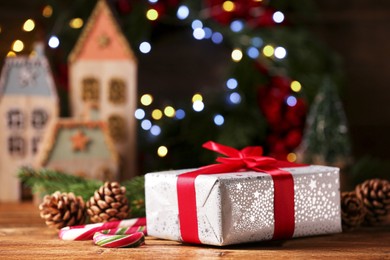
[145,142,342,246]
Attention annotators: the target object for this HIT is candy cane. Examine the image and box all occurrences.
[93,230,145,248]
[59,217,147,241]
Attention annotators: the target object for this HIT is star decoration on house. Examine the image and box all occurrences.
[70,130,90,151]
[97,34,111,48]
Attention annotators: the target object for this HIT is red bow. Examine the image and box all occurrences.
[177,141,302,244]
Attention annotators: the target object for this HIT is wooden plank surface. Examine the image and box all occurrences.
[0,203,389,259]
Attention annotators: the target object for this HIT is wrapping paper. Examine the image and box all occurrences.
[145,165,341,246]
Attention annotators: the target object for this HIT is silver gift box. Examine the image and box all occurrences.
[145,165,342,246]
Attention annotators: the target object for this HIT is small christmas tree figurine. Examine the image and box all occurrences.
[296,76,351,167]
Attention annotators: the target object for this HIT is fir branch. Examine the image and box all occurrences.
[18,167,102,201]
[123,176,145,217]
[18,167,146,217]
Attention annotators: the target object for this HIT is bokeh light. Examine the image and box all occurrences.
[139,41,151,53]
[214,114,225,126]
[164,106,175,117]
[226,78,238,90]
[141,94,153,106]
[157,146,168,157]
[192,93,203,102]
[177,5,189,20]
[222,1,235,12]
[134,108,145,120]
[12,40,24,52]
[48,36,60,48]
[146,9,159,21]
[23,19,35,32]
[273,11,285,23]
[193,100,204,112]
[69,18,83,29]
[262,45,274,57]
[152,109,163,120]
[231,48,243,62]
[287,153,297,162]
[291,81,302,92]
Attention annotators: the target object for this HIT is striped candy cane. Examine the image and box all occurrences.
[59,217,147,241]
[93,229,145,248]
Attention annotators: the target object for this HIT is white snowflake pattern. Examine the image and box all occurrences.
[19,67,38,87]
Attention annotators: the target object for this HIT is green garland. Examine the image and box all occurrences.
[18,167,145,217]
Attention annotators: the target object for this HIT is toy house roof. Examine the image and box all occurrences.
[36,119,119,167]
[0,56,58,98]
[68,0,136,63]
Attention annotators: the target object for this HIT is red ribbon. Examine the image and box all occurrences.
[177,141,305,244]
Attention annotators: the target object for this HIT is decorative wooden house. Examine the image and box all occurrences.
[68,0,137,180]
[0,55,59,202]
[35,120,119,181]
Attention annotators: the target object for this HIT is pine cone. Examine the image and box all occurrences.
[39,191,86,229]
[355,179,390,225]
[340,191,366,230]
[87,182,129,223]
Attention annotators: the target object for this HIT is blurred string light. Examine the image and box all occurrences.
[191,20,203,29]
[175,109,186,119]
[247,47,259,59]
[226,78,238,90]
[290,81,302,92]
[141,119,152,130]
[148,0,158,3]
[164,106,175,117]
[230,20,244,32]
[192,93,203,102]
[193,28,205,40]
[7,51,16,57]
[262,45,274,57]
[42,5,53,18]
[69,18,83,29]
[213,114,225,126]
[152,109,163,120]
[150,125,161,136]
[274,46,287,59]
[222,1,235,12]
[193,100,204,112]
[141,94,153,106]
[231,48,243,62]
[157,146,168,157]
[23,19,35,32]
[287,152,297,162]
[139,41,151,53]
[134,108,146,120]
[251,37,263,47]
[0,26,2,34]
[48,36,60,48]
[203,27,212,39]
[273,11,285,23]
[12,40,24,52]
[286,95,297,107]
[146,9,159,21]
[229,92,241,104]
[177,5,189,20]
[211,32,223,44]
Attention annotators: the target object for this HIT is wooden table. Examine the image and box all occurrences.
[0,203,389,259]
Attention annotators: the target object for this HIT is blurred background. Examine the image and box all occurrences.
[1,0,390,189]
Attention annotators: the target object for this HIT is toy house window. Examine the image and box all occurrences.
[32,109,48,129]
[108,115,126,141]
[109,79,126,104]
[82,78,99,102]
[8,136,25,156]
[31,136,41,154]
[7,110,23,129]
